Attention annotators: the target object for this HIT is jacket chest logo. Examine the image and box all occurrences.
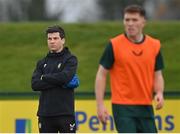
[43,64,47,68]
[58,63,62,69]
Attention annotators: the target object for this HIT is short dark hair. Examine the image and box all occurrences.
[124,5,146,18]
[46,25,65,39]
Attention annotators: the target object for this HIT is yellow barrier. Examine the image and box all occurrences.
[0,100,179,133]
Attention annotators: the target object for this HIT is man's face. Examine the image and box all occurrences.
[47,32,65,53]
[123,12,146,37]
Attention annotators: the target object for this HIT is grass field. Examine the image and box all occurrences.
[0,21,180,93]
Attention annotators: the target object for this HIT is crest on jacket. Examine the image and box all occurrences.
[43,64,47,68]
[58,63,61,69]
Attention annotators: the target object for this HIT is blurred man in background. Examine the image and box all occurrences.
[31,25,78,133]
[95,5,164,133]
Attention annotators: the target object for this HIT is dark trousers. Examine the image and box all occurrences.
[112,104,157,133]
[38,115,76,133]
[113,116,157,133]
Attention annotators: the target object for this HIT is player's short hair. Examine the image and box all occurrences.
[46,25,65,39]
[124,5,146,18]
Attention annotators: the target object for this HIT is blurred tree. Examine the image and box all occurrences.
[0,0,179,22]
[156,0,180,20]
[98,0,145,20]
[28,0,47,20]
[0,0,47,21]
[0,0,31,21]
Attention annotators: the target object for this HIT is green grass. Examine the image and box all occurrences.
[0,21,180,93]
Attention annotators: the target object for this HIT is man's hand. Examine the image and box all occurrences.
[97,104,110,125]
[154,92,164,110]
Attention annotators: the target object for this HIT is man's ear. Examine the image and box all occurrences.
[62,38,65,44]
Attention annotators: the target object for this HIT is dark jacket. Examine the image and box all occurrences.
[31,47,78,117]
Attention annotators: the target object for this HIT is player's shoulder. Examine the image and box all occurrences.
[36,56,46,66]
[111,34,124,40]
[110,34,125,47]
[64,47,78,62]
[145,34,160,44]
[145,35,161,52]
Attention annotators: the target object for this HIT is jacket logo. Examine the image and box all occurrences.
[38,122,42,129]
[132,50,143,56]
[70,123,75,131]
[58,63,61,69]
[43,64,47,68]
